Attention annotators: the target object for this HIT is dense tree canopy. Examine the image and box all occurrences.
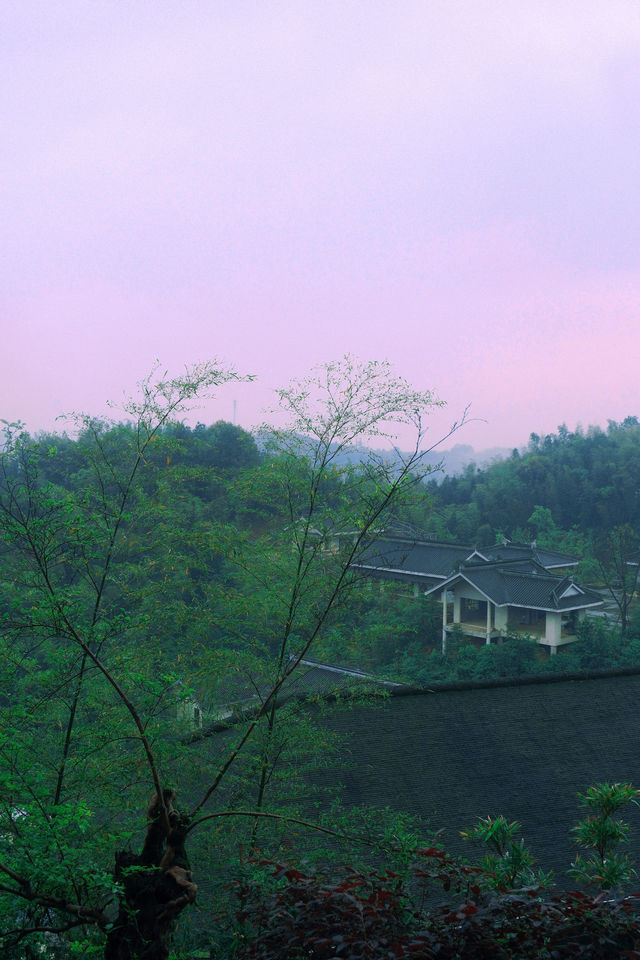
[425,418,640,545]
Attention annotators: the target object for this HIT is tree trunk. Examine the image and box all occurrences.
[105,792,197,960]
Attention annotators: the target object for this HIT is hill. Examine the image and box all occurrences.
[425,418,640,543]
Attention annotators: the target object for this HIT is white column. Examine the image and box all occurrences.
[545,612,561,645]
[486,602,492,645]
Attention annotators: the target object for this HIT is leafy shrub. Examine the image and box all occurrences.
[230,854,640,959]
[231,849,479,959]
[460,815,552,889]
[569,782,640,889]
[425,887,640,959]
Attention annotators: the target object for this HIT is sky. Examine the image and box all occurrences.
[3,1,640,452]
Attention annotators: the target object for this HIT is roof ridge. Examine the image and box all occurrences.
[183,664,640,743]
[465,557,550,572]
[382,662,640,696]
[501,566,557,579]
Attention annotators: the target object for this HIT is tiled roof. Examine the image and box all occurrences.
[307,669,640,876]
[183,665,640,878]
[355,538,475,581]
[188,659,397,738]
[479,541,578,569]
[354,537,578,584]
[427,559,602,612]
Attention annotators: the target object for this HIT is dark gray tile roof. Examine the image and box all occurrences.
[354,537,579,586]
[189,659,397,737]
[308,670,640,877]
[434,559,603,612]
[482,542,578,569]
[355,538,475,581]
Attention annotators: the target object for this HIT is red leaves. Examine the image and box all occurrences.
[232,855,640,960]
[458,902,479,917]
[233,860,426,959]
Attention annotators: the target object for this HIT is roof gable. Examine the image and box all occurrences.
[425,558,601,612]
[557,582,582,600]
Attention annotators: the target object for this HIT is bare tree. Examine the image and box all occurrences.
[594,525,640,635]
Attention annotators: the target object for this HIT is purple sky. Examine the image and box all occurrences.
[3,2,640,451]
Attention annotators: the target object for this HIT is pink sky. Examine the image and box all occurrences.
[3,1,640,452]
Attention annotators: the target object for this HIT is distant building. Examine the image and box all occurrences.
[353,536,602,654]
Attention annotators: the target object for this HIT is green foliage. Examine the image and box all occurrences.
[461,815,552,889]
[0,362,251,957]
[313,582,442,673]
[569,782,640,890]
[527,504,557,546]
[425,417,640,544]
[593,525,640,634]
[386,615,640,686]
[573,617,621,668]
[7,357,640,956]
[0,357,452,958]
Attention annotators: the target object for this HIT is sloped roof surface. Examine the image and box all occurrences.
[354,537,578,584]
[355,538,475,580]
[191,658,396,732]
[308,670,640,876]
[444,559,602,611]
[482,542,578,569]
[502,569,566,607]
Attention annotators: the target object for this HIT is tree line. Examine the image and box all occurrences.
[424,417,640,546]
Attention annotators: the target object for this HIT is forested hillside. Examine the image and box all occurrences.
[425,417,640,546]
[5,412,640,689]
